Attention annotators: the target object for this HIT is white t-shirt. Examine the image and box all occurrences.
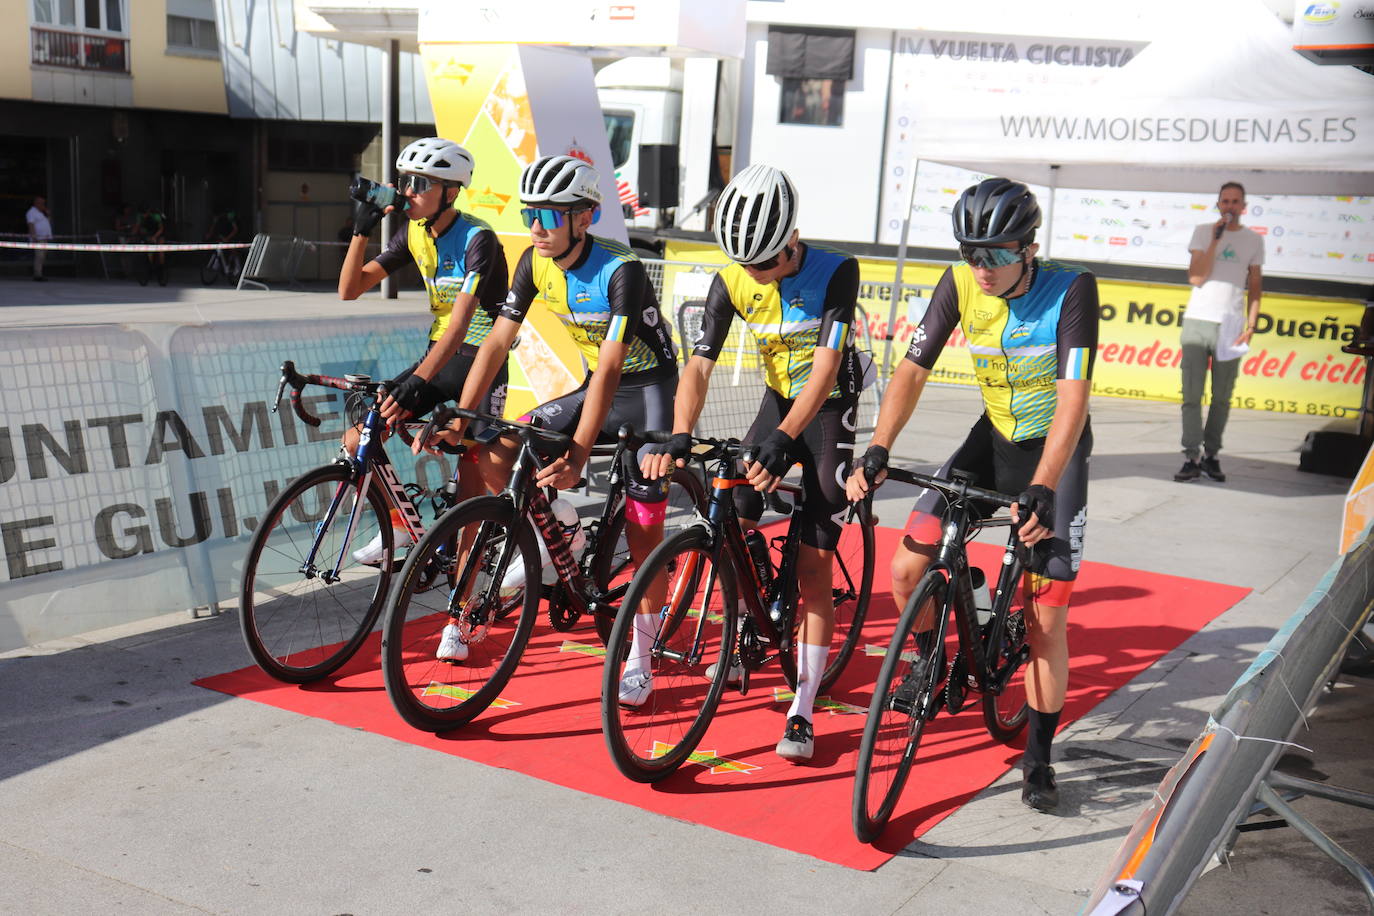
[25,206,52,240]
[1184,223,1263,323]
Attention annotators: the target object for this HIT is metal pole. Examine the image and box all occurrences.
[1043,164,1059,260]
[380,39,400,300]
[882,157,920,383]
[1256,781,1374,906]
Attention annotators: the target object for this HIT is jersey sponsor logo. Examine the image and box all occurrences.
[574,290,592,305]
[642,306,660,327]
[911,327,927,343]
[974,308,994,320]
[1009,324,1032,340]
[442,256,456,272]
[540,403,563,418]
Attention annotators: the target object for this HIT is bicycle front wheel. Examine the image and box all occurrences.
[590,465,707,646]
[853,569,949,843]
[982,604,1030,742]
[601,525,738,782]
[381,496,539,732]
[239,463,391,683]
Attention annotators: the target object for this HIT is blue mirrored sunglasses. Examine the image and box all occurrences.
[520,207,570,229]
[959,244,1024,268]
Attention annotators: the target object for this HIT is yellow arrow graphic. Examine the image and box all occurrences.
[559,640,607,657]
[771,688,865,715]
[421,682,520,708]
[650,741,762,775]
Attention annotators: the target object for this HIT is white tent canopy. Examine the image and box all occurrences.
[914,0,1374,195]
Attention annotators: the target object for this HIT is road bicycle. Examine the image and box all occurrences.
[379,406,707,732]
[238,361,457,683]
[201,244,241,285]
[852,466,1032,843]
[599,433,875,783]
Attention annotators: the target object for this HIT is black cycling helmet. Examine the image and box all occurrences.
[951,178,1041,246]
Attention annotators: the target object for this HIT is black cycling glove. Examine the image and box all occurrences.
[385,373,429,413]
[861,445,889,483]
[1016,484,1056,532]
[748,429,796,478]
[650,432,693,462]
[352,198,387,237]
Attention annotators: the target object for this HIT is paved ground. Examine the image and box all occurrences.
[2,277,1372,915]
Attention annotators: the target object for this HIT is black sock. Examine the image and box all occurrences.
[1021,707,1061,770]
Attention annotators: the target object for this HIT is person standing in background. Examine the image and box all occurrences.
[26,195,52,282]
[1174,182,1264,484]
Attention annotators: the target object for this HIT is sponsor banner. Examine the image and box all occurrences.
[0,318,448,650]
[660,240,1365,414]
[421,42,628,414]
[0,241,252,252]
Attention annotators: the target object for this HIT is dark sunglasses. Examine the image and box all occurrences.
[398,173,439,195]
[744,244,793,271]
[960,245,1025,269]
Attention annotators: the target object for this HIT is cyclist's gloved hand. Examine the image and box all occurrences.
[748,429,796,478]
[861,445,889,483]
[352,198,386,237]
[386,373,429,413]
[1016,484,1055,531]
[649,432,693,462]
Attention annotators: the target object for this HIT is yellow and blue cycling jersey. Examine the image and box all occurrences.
[375,210,509,348]
[503,234,676,379]
[905,259,1099,441]
[696,243,866,400]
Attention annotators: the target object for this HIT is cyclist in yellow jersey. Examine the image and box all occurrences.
[429,155,677,685]
[848,178,1097,811]
[644,164,869,762]
[337,137,510,584]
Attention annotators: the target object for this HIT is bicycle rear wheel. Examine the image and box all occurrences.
[239,463,390,683]
[200,255,221,285]
[591,466,707,646]
[381,496,539,732]
[601,525,738,782]
[982,603,1030,742]
[853,569,949,843]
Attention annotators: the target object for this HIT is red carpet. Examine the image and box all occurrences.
[197,526,1248,870]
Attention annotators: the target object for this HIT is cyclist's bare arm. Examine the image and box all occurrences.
[846,359,930,501]
[338,238,387,299]
[535,339,627,489]
[1013,377,1089,542]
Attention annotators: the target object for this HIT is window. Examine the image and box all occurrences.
[167,14,218,53]
[603,111,635,169]
[766,25,854,127]
[31,0,128,72]
[779,78,844,127]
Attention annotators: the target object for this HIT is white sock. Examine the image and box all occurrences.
[786,642,829,720]
[628,613,656,674]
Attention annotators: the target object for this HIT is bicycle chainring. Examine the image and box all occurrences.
[945,651,971,714]
[546,584,582,631]
[736,616,768,670]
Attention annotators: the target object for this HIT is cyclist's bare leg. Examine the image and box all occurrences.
[1023,596,1069,714]
[892,535,939,632]
[476,435,517,494]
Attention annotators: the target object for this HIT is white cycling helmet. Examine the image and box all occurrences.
[713,164,798,265]
[396,137,475,187]
[519,155,603,207]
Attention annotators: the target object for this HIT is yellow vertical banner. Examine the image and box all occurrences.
[419,42,626,417]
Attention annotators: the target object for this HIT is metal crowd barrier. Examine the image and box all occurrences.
[238,233,308,292]
[1087,522,1374,915]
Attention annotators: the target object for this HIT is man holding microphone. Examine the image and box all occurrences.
[1174,181,1264,483]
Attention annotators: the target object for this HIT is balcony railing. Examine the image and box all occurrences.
[31,26,129,74]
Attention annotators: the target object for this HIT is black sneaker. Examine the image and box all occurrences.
[1200,455,1226,482]
[1021,764,1060,812]
[1173,459,1201,482]
[775,715,814,762]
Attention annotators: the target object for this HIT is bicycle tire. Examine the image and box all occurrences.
[381,496,539,732]
[775,498,876,693]
[239,463,391,683]
[200,256,220,285]
[982,605,1030,742]
[853,569,949,843]
[590,466,708,646]
[601,524,738,782]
